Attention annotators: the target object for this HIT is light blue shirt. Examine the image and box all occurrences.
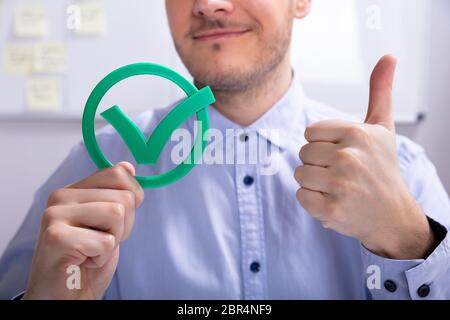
[1,78,449,300]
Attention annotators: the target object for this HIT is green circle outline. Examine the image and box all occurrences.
[82,62,210,188]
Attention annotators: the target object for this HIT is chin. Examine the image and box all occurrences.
[192,61,236,76]
[190,58,249,80]
[182,46,259,91]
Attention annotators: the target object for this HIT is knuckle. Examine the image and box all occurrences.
[296,188,304,202]
[299,145,308,161]
[347,125,370,143]
[304,126,315,141]
[330,179,354,196]
[335,149,359,169]
[47,188,67,206]
[337,148,362,174]
[110,165,129,182]
[43,223,66,246]
[42,207,60,226]
[294,166,303,183]
[135,187,145,206]
[296,188,311,208]
[345,125,362,137]
[334,149,349,164]
[327,179,344,193]
[101,234,116,251]
[121,190,136,209]
[108,203,125,221]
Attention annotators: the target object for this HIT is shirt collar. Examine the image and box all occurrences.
[206,72,306,150]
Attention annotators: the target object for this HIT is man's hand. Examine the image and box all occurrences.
[294,55,437,260]
[23,162,145,300]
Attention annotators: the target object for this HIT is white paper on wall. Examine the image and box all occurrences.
[14,4,49,37]
[4,44,34,75]
[27,78,61,111]
[33,43,67,74]
[72,1,107,36]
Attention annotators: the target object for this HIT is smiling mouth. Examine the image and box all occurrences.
[192,29,251,42]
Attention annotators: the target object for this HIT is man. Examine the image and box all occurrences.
[1,0,449,300]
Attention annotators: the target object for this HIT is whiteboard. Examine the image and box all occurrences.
[0,0,178,120]
[291,0,432,123]
[0,0,432,123]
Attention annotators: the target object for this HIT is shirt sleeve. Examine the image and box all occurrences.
[361,137,450,300]
[0,142,97,299]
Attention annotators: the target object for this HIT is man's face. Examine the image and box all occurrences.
[165,0,311,92]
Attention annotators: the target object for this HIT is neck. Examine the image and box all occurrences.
[209,55,293,127]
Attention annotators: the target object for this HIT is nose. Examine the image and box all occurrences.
[193,0,234,18]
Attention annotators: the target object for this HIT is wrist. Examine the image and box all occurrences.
[362,200,438,260]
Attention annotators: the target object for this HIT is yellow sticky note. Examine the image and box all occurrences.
[14,4,49,37]
[72,2,107,36]
[27,78,61,111]
[4,44,34,75]
[34,43,67,74]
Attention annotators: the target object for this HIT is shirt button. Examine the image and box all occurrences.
[243,175,254,186]
[250,261,261,273]
[384,280,397,293]
[240,134,249,142]
[417,284,431,298]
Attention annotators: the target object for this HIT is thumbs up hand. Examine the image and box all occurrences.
[294,55,437,259]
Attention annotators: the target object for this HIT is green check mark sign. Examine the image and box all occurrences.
[82,63,216,189]
[100,87,214,166]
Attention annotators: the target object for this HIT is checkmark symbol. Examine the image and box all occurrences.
[100,86,215,165]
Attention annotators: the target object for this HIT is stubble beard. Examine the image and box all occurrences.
[174,20,293,95]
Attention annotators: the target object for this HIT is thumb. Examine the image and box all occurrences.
[116,161,136,176]
[365,54,397,133]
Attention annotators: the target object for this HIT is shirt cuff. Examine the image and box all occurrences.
[361,217,450,300]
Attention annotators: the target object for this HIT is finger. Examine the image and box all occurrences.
[299,142,338,167]
[47,189,136,240]
[365,54,397,133]
[43,223,116,268]
[294,165,331,193]
[45,202,127,244]
[116,161,135,175]
[296,187,326,217]
[304,120,359,143]
[82,246,120,269]
[69,163,145,207]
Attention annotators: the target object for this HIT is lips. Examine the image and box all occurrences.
[192,28,250,42]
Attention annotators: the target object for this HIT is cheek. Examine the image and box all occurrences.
[166,1,191,39]
[242,0,289,31]
[242,0,289,21]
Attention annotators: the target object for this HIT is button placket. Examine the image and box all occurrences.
[235,134,265,299]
